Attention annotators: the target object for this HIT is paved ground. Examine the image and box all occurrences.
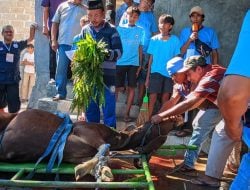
[150,154,234,190]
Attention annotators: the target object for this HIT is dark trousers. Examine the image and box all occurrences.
[0,83,20,113]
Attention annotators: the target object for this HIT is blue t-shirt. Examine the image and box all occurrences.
[180,26,220,64]
[225,10,250,78]
[147,34,181,77]
[119,11,158,54]
[117,25,144,66]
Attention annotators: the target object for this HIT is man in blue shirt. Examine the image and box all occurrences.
[180,6,220,65]
[218,10,250,190]
[0,24,36,113]
[116,6,144,122]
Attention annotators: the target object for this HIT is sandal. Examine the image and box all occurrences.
[175,129,192,137]
[191,178,220,188]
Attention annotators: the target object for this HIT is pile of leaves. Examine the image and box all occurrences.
[71,33,108,115]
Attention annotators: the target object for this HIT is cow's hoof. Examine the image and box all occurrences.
[75,157,98,181]
[101,166,114,182]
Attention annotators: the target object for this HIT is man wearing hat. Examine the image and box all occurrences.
[180,6,220,65]
[74,0,123,128]
[151,55,235,187]
[157,57,194,137]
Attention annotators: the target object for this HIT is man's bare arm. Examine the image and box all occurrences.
[42,7,49,37]
[151,93,205,124]
[51,23,59,51]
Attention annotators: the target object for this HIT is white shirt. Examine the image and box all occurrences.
[22,52,35,73]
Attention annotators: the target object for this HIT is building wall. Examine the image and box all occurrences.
[0,0,35,41]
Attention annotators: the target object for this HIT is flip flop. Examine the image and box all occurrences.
[191,178,220,188]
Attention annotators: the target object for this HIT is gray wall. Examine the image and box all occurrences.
[154,0,250,67]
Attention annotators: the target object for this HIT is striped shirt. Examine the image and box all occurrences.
[193,65,226,105]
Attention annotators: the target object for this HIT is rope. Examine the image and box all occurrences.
[26,112,73,180]
[94,144,110,190]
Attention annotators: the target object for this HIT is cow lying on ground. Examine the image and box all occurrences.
[0,109,175,181]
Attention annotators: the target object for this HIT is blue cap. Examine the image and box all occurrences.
[166,57,184,76]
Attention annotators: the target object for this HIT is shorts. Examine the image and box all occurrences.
[116,65,138,88]
[148,73,173,94]
[0,83,20,113]
[137,53,150,84]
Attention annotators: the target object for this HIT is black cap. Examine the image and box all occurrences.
[87,0,104,10]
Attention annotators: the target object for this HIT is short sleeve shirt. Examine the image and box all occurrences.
[191,65,226,105]
[147,34,181,77]
[117,25,144,66]
[225,10,250,78]
[41,0,66,29]
[180,26,220,64]
[22,52,35,74]
[52,1,86,45]
[119,11,158,53]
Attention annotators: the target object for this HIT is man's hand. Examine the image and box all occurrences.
[151,114,163,124]
[42,25,49,37]
[189,32,198,41]
[136,66,142,78]
[51,40,58,52]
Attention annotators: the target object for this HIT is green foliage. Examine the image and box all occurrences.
[71,33,108,115]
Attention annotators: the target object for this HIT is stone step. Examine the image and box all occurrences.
[37,97,78,115]
[37,98,140,118]
[46,81,74,100]
[116,102,140,118]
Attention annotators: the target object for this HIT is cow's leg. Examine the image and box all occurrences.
[75,144,113,182]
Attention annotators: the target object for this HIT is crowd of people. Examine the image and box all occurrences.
[0,0,249,188]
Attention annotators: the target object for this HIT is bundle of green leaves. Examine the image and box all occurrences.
[71,33,108,115]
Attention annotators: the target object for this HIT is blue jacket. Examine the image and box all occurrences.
[0,40,27,84]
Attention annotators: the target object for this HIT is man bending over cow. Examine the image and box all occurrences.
[151,56,229,186]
